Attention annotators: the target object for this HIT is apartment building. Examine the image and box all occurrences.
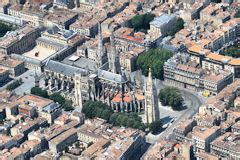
[149,13,177,38]
[231,121,240,133]
[49,128,78,153]
[173,119,197,142]
[0,26,39,55]
[43,8,78,29]
[7,3,47,27]
[192,126,221,152]
[119,47,145,72]
[210,132,240,159]
[0,67,9,86]
[164,53,233,95]
[0,55,25,77]
[200,3,231,27]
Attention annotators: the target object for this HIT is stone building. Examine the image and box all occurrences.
[200,3,231,27]
[148,13,177,38]
[0,67,9,86]
[7,3,47,27]
[210,132,240,159]
[231,121,240,134]
[164,53,233,96]
[192,126,221,152]
[48,128,78,153]
[12,25,85,71]
[173,119,197,142]
[43,27,149,114]
[0,26,39,55]
[0,55,25,77]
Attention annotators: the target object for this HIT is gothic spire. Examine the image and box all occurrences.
[97,22,103,68]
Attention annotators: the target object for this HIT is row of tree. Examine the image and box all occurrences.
[109,112,146,131]
[158,87,184,110]
[82,100,162,133]
[6,79,23,91]
[82,100,113,120]
[137,48,173,80]
[31,87,74,111]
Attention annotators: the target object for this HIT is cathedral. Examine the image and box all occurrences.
[42,23,159,123]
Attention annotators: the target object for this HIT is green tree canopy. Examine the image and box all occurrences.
[168,18,184,36]
[6,79,23,91]
[137,48,173,80]
[62,100,74,111]
[235,10,240,18]
[109,112,146,131]
[132,13,155,33]
[0,21,14,37]
[149,120,163,134]
[49,92,65,105]
[82,100,113,121]
[31,87,49,98]
[159,87,184,110]
[82,101,147,131]
[221,46,240,58]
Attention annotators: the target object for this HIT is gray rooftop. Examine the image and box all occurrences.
[45,60,87,77]
[42,102,61,113]
[0,13,24,26]
[62,56,97,72]
[150,14,176,27]
[97,69,127,84]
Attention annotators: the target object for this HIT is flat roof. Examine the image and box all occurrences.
[23,45,57,61]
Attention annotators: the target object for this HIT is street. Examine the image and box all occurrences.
[145,82,205,143]
[0,70,43,96]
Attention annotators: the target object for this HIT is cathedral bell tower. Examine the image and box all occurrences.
[74,72,83,111]
[109,28,117,73]
[144,68,159,124]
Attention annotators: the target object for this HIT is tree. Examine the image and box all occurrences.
[158,87,184,110]
[82,101,95,118]
[132,13,155,33]
[132,15,144,31]
[137,48,173,80]
[75,141,80,148]
[221,46,240,58]
[235,10,240,18]
[49,92,65,105]
[109,113,118,125]
[82,100,113,120]
[0,21,13,37]
[62,100,74,111]
[101,109,112,121]
[149,120,162,134]
[82,101,146,131]
[6,79,23,91]
[31,87,49,98]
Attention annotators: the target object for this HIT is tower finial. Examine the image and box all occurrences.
[148,68,152,77]
[148,68,153,83]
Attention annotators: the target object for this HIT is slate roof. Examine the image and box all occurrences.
[45,60,87,77]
